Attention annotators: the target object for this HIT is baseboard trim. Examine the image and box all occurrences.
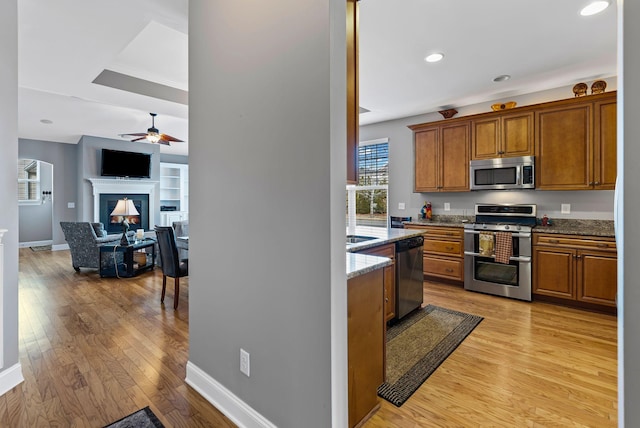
[51,243,69,251]
[185,361,277,428]
[18,240,53,248]
[0,363,24,397]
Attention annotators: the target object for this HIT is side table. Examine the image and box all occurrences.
[99,239,156,278]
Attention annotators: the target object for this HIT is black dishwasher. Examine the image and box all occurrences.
[395,236,424,319]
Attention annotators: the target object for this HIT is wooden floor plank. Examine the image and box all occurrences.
[12,248,617,427]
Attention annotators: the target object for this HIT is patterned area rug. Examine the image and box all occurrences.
[378,305,483,406]
[30,245,52,252]
[103,407,164,428]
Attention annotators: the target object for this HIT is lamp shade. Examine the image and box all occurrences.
[110,198,139,216]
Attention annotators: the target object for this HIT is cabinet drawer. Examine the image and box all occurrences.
[421,226,463,239]
[533,234,616,252]
[424,239,462,257]
[358,243,395,259]
[424,256,463,281]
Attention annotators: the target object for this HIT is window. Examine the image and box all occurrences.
[18,159,41,204]
[346,138,388,229]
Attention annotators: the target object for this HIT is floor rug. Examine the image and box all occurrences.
[378,304,483,407]
[103,406,164,428]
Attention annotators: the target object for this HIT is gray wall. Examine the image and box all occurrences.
[188,1,344,426]
[622,2,639,425]
[0,0,20,378]
[360,79,617,221]
[18,161,53,243]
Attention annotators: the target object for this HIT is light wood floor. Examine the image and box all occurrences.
[6,247,236,427]
[3,248,617,427]
[365,281,618,428]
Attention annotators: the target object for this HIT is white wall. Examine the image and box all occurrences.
[360,79,618,222]
[187,1,345,427]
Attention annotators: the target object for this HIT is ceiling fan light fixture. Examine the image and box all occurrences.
[146,133,161,143]
[580,1,610,16]
[493,74,511,82]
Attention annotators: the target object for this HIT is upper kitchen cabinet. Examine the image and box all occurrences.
[346,0,359,184]
[535,92,616,190]
[412,121,470,192]
[471,111,534,160]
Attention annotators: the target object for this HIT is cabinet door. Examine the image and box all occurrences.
[471,117,500,160]
[533,246,575,299]
[414,129,439,192]
[577,251,617,306]
[593,98,617,190]
[440,122,470,191]
[502,111,534,157]
[536,104,592,190]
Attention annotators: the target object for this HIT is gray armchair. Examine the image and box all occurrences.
[60,222,123,271]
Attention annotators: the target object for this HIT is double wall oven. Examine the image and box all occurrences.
[463,204,536,301]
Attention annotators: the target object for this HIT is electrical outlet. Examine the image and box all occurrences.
[398,202,405,210]
[240,348,250,377]
[67,202,75,209]
[561,204,571,214]
[444,202,451,211]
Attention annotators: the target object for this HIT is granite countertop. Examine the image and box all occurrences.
[346,253,392,280]
[406,215,615,237]
[345,226,425,278]
[532,219,615,237]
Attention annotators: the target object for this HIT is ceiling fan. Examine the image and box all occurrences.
[120,113,184,145]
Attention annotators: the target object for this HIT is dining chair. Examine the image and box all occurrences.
[154,226,188,309]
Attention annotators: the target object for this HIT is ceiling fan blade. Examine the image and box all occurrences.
[157,139,171,146]
[120,133,148,138]
[159,133,184,142]
[131,136,147,142]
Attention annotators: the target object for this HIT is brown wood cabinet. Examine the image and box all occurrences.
[346,0,359,184]
[535,92,616,190]
[348,268,384,428]
[357,243,396,322]
[533,233,617,311]
[471,111,534,159]
[405,225,464,283]
[412,122,470,192]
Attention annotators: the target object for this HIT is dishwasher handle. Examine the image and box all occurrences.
[396,236,424,252]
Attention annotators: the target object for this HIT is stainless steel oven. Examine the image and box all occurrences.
[463,204,536,301]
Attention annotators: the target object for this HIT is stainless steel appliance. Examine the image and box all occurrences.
[395,236,424,319]
[470,155,535,190]
[463,204,536,301]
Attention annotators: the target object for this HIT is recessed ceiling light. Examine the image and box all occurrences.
[580,1,610,16]
[493,75,511,82]
[40,119,53,124]
[425,53,444,63]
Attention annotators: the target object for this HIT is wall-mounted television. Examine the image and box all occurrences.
[101,149,152,178]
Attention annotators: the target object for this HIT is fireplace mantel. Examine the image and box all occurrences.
[87,178,159,224]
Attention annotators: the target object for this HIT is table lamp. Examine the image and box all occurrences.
[110,198,139,246]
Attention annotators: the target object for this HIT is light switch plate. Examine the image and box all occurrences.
[444,203,451,211]
[398,202,405,210]
[561,204,570,214]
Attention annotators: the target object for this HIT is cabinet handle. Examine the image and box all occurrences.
[385,297,389,302]
[577,255,582,259]
[445,268,454,273]
[445,246,454,250]
[548,239,559,244]
[445,232,455,236]
[597,243,609,248]
[589,182,594,186]
[594,181,600,186]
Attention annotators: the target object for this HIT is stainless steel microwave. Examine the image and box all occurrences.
[469,156,535,190]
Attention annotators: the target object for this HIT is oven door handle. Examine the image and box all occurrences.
[463,230,531,239]
[464,251,532,263]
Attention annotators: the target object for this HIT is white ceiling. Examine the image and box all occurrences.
[17,1,617,156]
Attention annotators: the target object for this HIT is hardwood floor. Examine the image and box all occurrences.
[3,249,617,427]
[6,247,236,427]
[365,281,618,428]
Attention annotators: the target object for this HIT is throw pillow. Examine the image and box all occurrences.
[91,222,107,238]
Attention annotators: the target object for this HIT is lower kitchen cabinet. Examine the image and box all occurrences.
[405,225,464,283]
[533,233,617,311]
[357,243,396,322]
[348,268,384,428]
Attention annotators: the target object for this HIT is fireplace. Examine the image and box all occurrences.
[99,193,150,234]
[87,178,159,233]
